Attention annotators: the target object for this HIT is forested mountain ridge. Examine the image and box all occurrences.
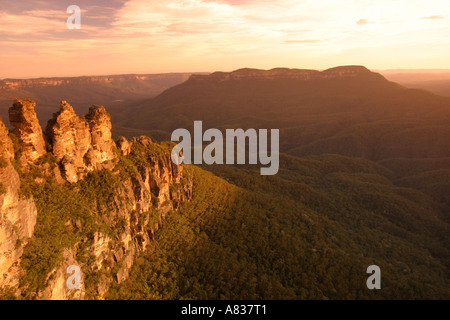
[109,158,449,299]
[109,66,450,299]
[1,65,449,300]
[114,65,450,236]
[119,66,450,161]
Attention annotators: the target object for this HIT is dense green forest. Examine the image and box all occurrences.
[104,69,450,299]
[5,135,449,299]
[107,155,449,299]
[2,68,449,299]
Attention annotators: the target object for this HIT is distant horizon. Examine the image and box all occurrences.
[3,66,450,81]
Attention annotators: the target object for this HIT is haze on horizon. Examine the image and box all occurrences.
[1,0,449,79]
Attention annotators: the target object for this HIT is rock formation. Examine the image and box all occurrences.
[46,101,117,183]
[36,249,85,300]
[116,136,131,156]
[45,101,91,182]
[189,66,380,82]
[0,118,37,291]
[0,117,14,160]
[84,105,116,169]
[8,99,46,163]
[0,100,193,299]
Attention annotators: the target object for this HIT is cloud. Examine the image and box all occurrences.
[0,11,64,35]
[23,9,68,19]
[421,15,445,20]
[2,0,450,78]
[285,40,322,44]
[356,19,369,25]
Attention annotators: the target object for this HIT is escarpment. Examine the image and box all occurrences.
[0,100,193,299]
[189,66,381,82]
[0,118,37,293]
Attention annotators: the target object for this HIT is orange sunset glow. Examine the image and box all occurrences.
[1,0,450,305]
[1,0,449,78]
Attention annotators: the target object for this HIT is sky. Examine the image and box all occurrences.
[0,0,449,78]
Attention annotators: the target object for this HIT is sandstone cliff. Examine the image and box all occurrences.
[0,100,192,299]
[0,118,37,293]
[189,66,382,82]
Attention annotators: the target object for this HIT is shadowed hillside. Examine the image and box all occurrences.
[108,158,450,299]
[119,66,450,160]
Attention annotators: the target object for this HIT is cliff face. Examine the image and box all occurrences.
[189,66,382,82]
[34,136,192,300]
[0,118,37,292]
[0,74,193,90]
[0,100,192,299]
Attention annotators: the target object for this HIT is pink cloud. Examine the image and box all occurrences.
[421,15,445,20]
[285,40,322,44]
[356,19,369,25]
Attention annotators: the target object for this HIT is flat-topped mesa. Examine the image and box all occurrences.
[193,68,320,81]
[46,101,117,183]
[230,67,321,79]
[8,99,46,163]
[189,65,381,82]
[321,65,372,76]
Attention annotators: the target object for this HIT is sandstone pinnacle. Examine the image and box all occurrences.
[46,101,117,182]
[8,99,46,162]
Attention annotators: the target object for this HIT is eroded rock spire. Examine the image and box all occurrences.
[46,101,117,183]
[8,99,46,162]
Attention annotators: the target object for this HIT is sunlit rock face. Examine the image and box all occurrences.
[84,105,116,170]
[1,99,192,299]
[116,136,131,156]
[46,101,117,183]
[0,118,37,291]
[190,66,375,82]
[8,99,46,163]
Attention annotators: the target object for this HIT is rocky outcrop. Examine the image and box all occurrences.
[62,135,192,298]
[0,118,37,291]
[116,137,131,156]
[78,136,192,298]
[46,101,117,183]
[321,66,372,77]
[1,100,193,299]
[36,249,85,300]
[8,99,46,163]
[0,117,14,161]
[84,105,116,169]
[45,101,91,182]
[0,74,193,90]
